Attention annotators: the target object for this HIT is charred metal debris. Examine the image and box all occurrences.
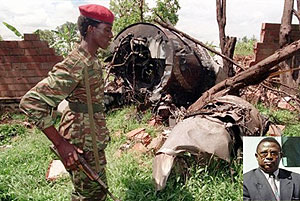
[105,23,226,119]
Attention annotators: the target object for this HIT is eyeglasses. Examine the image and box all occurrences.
[256,151,281,158]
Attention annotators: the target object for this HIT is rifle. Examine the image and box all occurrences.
[50,145,121,201]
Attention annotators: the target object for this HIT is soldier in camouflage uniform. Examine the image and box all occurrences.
[19,4,114,201]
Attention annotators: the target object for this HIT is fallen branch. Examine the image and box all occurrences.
[269,66,300,77]
[187,39,300,113]
[154,19,245,71]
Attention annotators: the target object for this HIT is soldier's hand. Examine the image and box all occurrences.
[57,140,83,171]
[42,125,83,170]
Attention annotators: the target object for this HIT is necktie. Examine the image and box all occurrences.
[269,174,280,201]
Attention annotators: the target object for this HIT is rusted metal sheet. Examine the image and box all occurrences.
[109,23,226,107]
[152,95,269,191]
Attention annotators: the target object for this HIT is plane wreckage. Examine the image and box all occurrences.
[106,22,227,109]
[106,22,300,191]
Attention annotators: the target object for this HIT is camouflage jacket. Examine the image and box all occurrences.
[20,45,109,150]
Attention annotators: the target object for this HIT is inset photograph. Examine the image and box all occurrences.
[243,136,300,200]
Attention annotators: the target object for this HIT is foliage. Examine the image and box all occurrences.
[151,0,180,25]
[34,29,56,48]
[0,124,26,146]
[106,147,242,201]
[283,124,300,137]
[52,22,80,57]
[110,0,180,34]
[106,106,152,133]
[2,22,23,39]
[205,41,218,57]
[35,22,80,57]
[234,35,257,56]
[106,106,243,200]
[110,0,151,34]
[0,35,3,41]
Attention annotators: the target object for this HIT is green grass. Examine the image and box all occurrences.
[0,129,72,200]
[0,124,26,146]
[106,152,242,201]
[0,106,242,201]
[256,103,300,136]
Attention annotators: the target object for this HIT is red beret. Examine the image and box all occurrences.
[79,4,114,25]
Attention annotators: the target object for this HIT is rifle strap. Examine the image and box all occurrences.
[84,66,101,172]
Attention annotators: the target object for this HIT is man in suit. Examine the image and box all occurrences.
[243,137,300,201]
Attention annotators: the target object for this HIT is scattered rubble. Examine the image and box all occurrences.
[267,124,285,136]
[128,143,148,154]
[147,135,165,153]
[125,127,146,139]
[277,97,295,111]
[233,54,255,68]
[45,160,68,181]
[242,81,300,112]
[115,126,166,157]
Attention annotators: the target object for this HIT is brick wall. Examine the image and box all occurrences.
[251,23,300,65]
[0,34,63,99]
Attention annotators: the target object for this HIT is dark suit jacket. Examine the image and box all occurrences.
[243,168,300,201]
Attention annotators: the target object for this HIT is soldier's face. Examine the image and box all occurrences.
[255,141,282,174]
[93,23,113,49]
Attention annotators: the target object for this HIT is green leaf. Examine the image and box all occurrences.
[2,22,23,39]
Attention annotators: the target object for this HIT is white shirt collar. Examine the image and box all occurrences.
[259,168,279,179]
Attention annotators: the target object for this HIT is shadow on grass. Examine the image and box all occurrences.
[121,173,194,201]
[0,187,17,201]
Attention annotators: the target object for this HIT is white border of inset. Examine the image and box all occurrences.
[243,136,300,174]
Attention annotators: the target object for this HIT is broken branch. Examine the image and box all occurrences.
[261,82,300,113]
[268,79,300,93]
[187,39,300,113]
[154,19,245,71]
[293,8,300,22]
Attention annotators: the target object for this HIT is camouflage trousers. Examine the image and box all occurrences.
[58,110,110,201]
[70,150,107,201]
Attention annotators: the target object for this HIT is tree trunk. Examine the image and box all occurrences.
[224,36,237,77]
[279,0,297,94]
[293,0,300,21]
[294,0,300,85]
[187,39,300,113]
[139,0,144,22]
[216,0,226,51]
[216,0,237,77]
